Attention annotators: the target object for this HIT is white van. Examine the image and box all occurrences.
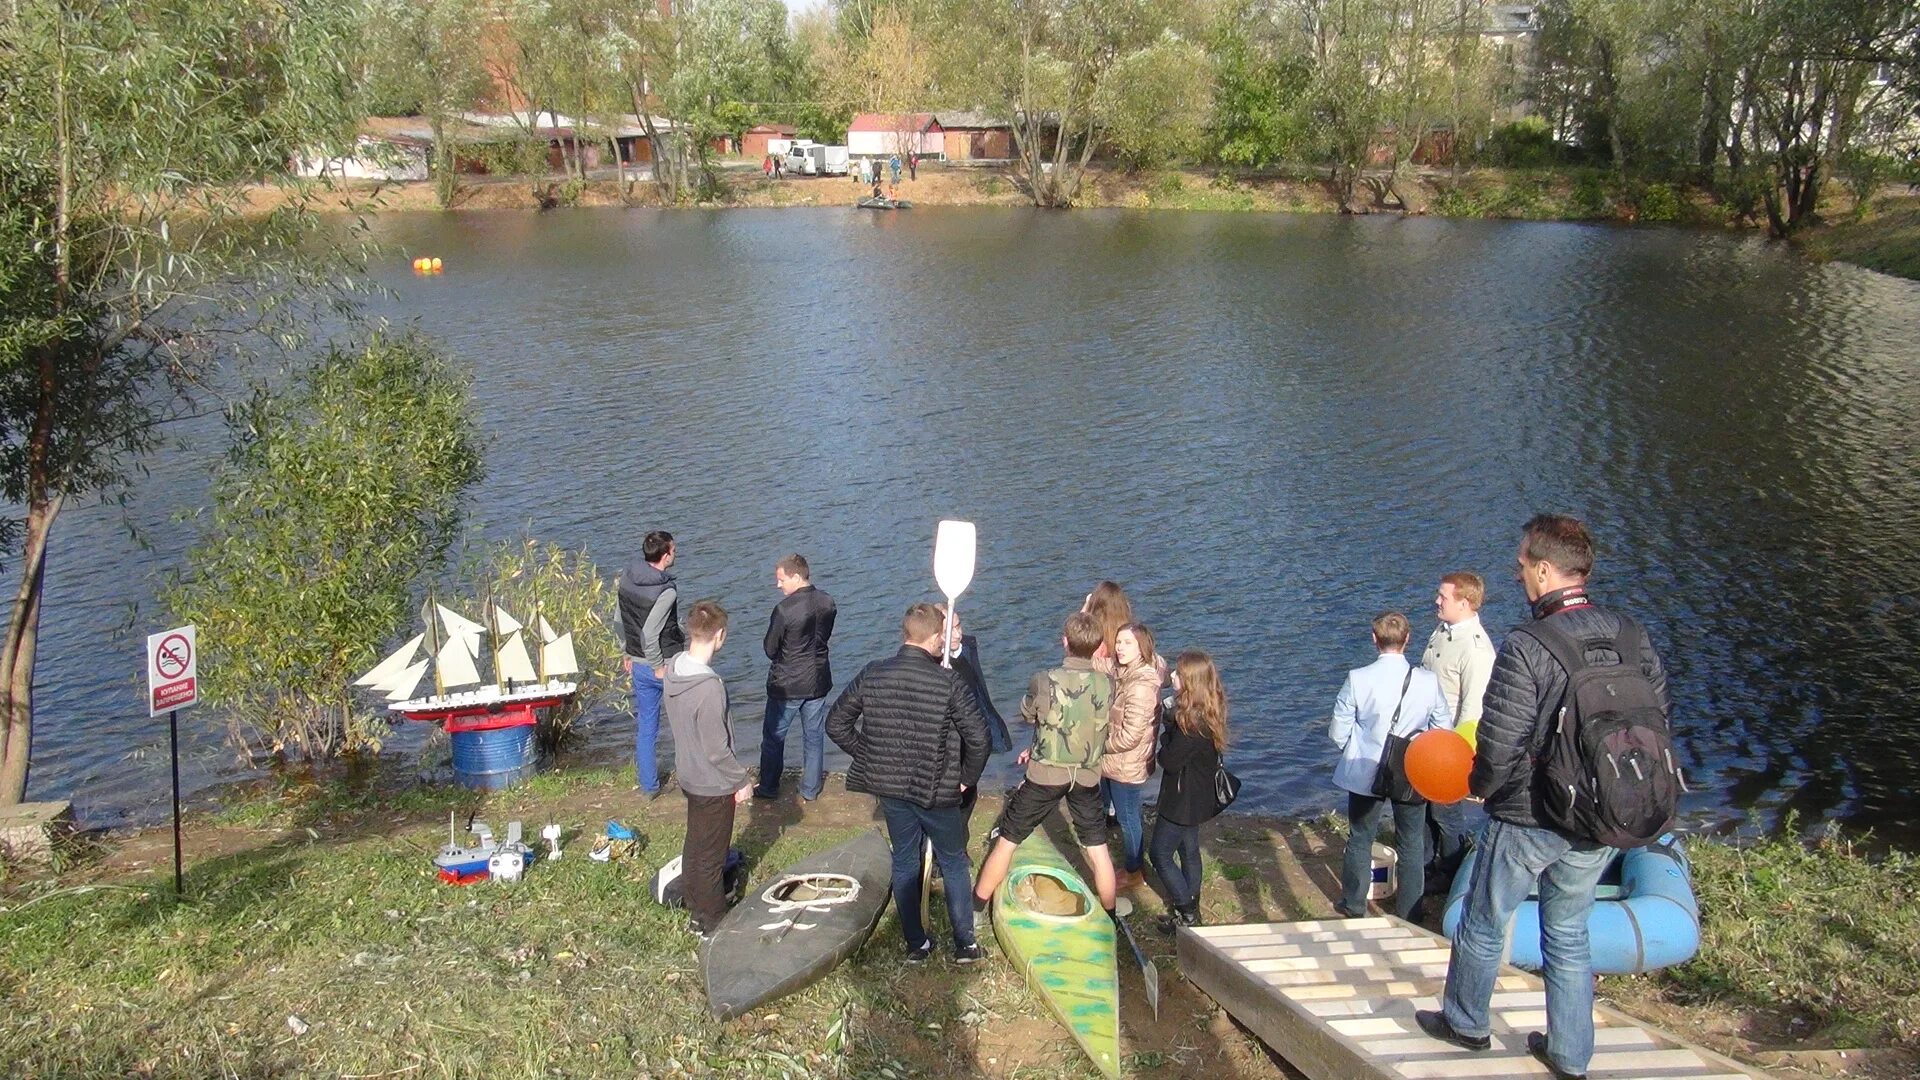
[784,142,851,177]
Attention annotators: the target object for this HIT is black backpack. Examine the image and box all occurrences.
[1518,616,1681,848]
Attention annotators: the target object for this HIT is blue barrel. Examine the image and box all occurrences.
[449,724,538,790]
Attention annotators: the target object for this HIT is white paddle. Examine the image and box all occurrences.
[931,520,976,670]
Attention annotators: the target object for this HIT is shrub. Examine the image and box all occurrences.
[1570,170,1609,218]
[1488,117,1557,168]
[1148,171,1185,201]
[1637,182,1682,223]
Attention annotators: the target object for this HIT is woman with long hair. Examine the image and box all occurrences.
[1151,650,1229,933]
[1082,580,1132,660]
[1101,622,1163,891]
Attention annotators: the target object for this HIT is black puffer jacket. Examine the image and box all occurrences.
[826,645,991,809]
[1472,593,1671,829]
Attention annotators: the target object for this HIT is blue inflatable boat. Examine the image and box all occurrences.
[1441,833,1700,975]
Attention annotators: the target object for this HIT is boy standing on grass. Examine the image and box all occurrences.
[662,600,750,940]
[969,611,1119,931]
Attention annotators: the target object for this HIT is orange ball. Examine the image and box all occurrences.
[1406,729,1474,804]
[429,257,443,271]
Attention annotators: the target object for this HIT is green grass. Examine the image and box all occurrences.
[1649,821,1920,1049]
[1801,198,1920,281]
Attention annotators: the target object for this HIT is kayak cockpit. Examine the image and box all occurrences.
[1012,868,1090,919]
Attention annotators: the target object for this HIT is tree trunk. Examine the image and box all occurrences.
[0,497,62,804]
[431,114,457,208]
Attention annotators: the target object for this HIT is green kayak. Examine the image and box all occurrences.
[992,833,1120,1078]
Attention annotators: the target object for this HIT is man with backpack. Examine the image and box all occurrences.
[1417,515,1678,1080]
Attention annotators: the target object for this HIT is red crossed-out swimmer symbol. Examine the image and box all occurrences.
[155,633,192,680]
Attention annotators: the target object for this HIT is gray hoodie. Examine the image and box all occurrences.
[663,652,747,797]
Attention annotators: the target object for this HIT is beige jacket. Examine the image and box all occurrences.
[1098,657,1165,783]
[1420,615,1496,725]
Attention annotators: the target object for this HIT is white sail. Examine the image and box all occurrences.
[497,632,538,683]
[436,632,482,688]
[542,632,579,677]
[491,604,524,636]
[537,615,559,644]
[384,659,431,701]
[355,634,423,688]
[438,605,485,657]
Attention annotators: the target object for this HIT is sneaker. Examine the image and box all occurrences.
[688,924,713,943]
[751,788,778,801]
[1527,1032,1586,1080]
[1154,913,1182,937]
[953,942,986,965]
[905,940,934,964]
[1414,1010,1490,1052]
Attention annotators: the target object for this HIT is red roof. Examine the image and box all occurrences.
[848,112,941,134]
[745,123,798,135]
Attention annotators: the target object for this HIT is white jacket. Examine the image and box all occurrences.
[1329,652,1453,796]
[1420,615,1497,725]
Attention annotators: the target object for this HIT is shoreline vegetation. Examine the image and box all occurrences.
[3,765,1914,1079]
[247,168,1920,282]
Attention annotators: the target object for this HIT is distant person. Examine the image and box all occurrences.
[872,178,885,202]
[889,153,901,183]
[1101,622,1163,892]
[1418,515,1675,1080]
[826,603,992,963]
[756,554,836,801]
[970,612,1119,929]
[662,600,750,940]
[908,151,918,180]
[1421,570,1496,875]
[1328,611,1452,920]
[1151,649,1229,934]
[1082,580,1133,660]
[763,153,773,178]
[618,530,684,797]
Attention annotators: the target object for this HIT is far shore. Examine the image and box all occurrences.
[4,761,1912,1078]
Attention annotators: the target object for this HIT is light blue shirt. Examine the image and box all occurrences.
[1329,652,1454,796]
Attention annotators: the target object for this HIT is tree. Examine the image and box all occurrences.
[1209,0,1315,168]
[1100,37,1214,171]
[1299,0,1457,210]
[0,0,367,804]
[165,335,483,760]
[363,0,495,206]
[665,0,797,189]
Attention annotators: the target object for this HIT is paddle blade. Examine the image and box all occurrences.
[932,520,977,598]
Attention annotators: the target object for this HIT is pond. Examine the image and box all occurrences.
[21,207,1920,843]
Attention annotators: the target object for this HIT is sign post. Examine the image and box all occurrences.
[147,625,199,895]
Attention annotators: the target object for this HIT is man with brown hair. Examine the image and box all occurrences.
[1329,611,1453,919]
[1422,570,1497,873]
[662,600,750,940]
[756,554,836,801]
[969,611,1119,930]
[827,602,992,962]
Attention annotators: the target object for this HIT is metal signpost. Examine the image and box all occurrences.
[147,625,199,894]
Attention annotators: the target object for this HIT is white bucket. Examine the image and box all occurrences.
[1370,842,1398,900]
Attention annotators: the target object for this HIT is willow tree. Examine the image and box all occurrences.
[363,0,494,207]
[0,0,365,804]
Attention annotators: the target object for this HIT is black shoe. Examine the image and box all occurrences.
[904,940,934,964]
[1414,1010,1490,1052]
[1527,1032,1586,1080]
[954,941,985,964]
[751,788,778,801]
[1154,913,1182,937]
[1176,902,1202,928]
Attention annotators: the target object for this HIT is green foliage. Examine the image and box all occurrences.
[459,538,624,754]
[1099,38,1213,171]
[1488,118,1558,168]
[360,0,494,206]
[1206,0,1313,168]
[165,334,484,760]
[1658,822,1920,1049]
[1570,169,1610,217]
[1634,181,1681,222]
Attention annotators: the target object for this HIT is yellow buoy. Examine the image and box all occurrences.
[429,257,443,271]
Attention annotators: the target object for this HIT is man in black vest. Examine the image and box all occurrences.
[618,530,684,797]
[754,554,837,801]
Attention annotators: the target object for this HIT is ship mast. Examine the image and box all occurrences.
[424,586,445,698]
[483,581,505,692]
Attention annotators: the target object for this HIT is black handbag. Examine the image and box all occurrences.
[1369,667,1428,804]
[1213,761,1242,812]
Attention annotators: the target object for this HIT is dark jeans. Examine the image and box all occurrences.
[1342,791,1428,919]
[1150,818,1203,908]
[632,662,663,793]
[755,694,827,800]
[682,792,737,932]
[1430,799,1469,866]
[878,797,977,950]
[1101,778,1147,873]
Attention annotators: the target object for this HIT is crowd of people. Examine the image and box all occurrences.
[616,512,1673,1080]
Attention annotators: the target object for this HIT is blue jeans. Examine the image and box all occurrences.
[632,662,663,793]
[1342,792,1427,919]
[878,798,977,950]
[756,695,827,800]
[1101,778,1147,873]
[1150,819,1202,907]
[1442,818,1615,1077]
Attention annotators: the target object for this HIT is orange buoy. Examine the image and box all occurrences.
[429,257,443,271]
[1405,729,1474,804]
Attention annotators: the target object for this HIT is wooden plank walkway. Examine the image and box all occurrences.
[1178,917,1775,1080]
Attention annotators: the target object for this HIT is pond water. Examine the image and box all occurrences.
[19,207,1920,844]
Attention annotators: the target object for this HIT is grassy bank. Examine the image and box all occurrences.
[3,769,1915,1078]
[1799,195,1920,281]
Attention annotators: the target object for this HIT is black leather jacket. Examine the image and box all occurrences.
[1472,588,1671,829]
[764,585,836,699]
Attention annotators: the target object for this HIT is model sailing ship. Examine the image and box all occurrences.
[354,595,579,731]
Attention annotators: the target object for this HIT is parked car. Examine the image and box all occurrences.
[783,143,851,177]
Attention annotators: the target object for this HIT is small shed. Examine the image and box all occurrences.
[293,133,430,181]
[742,123,799,159]
[847,113,944,159]
[937,111,1014,161]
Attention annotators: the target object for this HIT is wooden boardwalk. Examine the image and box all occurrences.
[1178,917,1775,1080]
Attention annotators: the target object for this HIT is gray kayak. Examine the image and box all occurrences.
[702,829,892,1019]
[856,196,913,209]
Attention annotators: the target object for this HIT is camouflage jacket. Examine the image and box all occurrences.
[1020,658,1114,780]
